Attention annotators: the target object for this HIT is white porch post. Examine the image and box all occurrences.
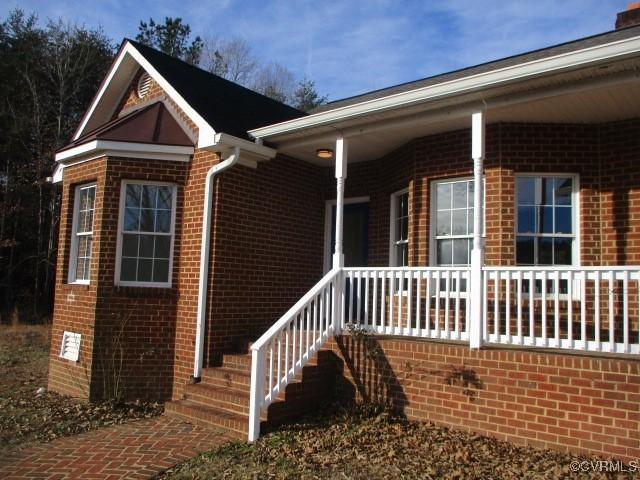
[469,112,485,349]
[332,137,347,334]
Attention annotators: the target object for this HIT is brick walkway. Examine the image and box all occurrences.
[0,416,230,479]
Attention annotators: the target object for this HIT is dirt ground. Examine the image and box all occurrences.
[161,405,639,480]
[0,324,162,450]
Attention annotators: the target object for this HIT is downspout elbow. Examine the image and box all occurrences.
[193,147,240,381]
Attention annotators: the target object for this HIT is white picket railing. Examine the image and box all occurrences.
[248,264,640,441]
[248,268,341,441]
[342,267,471,341]
[482,266,640,355]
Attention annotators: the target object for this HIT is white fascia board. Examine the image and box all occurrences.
[74,42,217,147]
[249,35,640,139]
[212,132,276,160]
[55,140,194,166]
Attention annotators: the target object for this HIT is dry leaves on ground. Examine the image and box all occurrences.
[0,324,163,449]
[162,404,639,480]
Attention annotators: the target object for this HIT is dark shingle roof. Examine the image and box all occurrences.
[127,39,306,139]
[313,24,640,113]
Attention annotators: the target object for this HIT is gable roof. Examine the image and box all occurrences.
[126,40,306,140]
[61,101,193,153]
[312,24,640,113]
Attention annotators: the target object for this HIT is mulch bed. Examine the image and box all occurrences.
[162,404,638,479]
[0,324,163,449]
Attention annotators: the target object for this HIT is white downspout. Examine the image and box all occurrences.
[193,146,241,381]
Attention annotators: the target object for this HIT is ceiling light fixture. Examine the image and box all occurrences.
[316,148,333,159]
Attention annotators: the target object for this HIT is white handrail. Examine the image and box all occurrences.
[248,268,342,441]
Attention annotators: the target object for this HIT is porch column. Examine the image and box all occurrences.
[333,137,348,269]
[332,137,347,335]
[469,112,485,349]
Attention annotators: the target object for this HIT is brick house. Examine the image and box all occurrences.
[50,6,640,461]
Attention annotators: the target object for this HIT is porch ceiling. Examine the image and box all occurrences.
[273,58,640,166]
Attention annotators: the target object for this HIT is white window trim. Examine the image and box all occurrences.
[68,183,96,285]
[323,196,370,273]
[514,173,580,267]
[429,176,485,267]
[114,180,177,288]
[389,188,409,267]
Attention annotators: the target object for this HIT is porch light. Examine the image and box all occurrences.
[316,148,333,159]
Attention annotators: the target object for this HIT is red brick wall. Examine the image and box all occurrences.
[339,120,639,269]
[328,336,640,462]
[204,154,327,361]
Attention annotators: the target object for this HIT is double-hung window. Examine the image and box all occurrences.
[432,178,478,266]
[515,175,577,266]
[69,184,96,284]
[390,189,409,267]
[116,182,176,287]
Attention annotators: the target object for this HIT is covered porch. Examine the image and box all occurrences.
[246,43,640,441]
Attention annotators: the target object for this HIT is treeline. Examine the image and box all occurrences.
[0,11,327,321]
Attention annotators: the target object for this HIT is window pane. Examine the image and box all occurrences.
[555,206,572,234]
[539,237,553,265]
[436,183,450,210]
[121,258,137,281]
[140,209,155,232]
[137,259,153,281]
[540,206,553,234]
[125,184,141,208]
[554,237,572,265]
[467,181,474,208]
[451,210,466,235]
[153,259,169,283]
[122,234,138,257]
[75,258,87,281]
[555,177,572,205]
[437,239,452,265]
[396,243,408,267]
[139,234,154,258]
[157,186,173,210]
[452,238,469,265]
[155,236,171,259]
[124,207,140,231]
[517,206,536,234]
[516,236,534,264]
[517,177,536,205]
[468,207,474,234]
[155,210,171,233]
[541,178,554,205]
[141,185,157,208]
[452,182,467,208]
[436,211,450,236]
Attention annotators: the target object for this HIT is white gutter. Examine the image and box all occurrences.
[248,34,640,139]
[193,146,241,380]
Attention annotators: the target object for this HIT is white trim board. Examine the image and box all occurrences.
[249,35,640,140]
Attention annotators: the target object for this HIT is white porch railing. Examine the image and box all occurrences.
[341,267,471,341]
[248,265,640,441]
[248,268,341,441]
[483,266,640,355]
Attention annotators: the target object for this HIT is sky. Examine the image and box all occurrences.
[0,0,631,101]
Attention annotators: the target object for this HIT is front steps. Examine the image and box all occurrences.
[165,348,337,440]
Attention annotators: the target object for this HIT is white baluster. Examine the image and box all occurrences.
[517,270,523,345]
[595,271,601,351]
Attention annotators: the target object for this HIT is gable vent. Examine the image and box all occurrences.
[59,331,81,362]
[137,72,152,99]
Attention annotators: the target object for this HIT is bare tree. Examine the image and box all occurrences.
[252,62,296,104]
[201,35,258,85]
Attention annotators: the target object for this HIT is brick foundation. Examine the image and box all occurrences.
[328,335,640,462]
